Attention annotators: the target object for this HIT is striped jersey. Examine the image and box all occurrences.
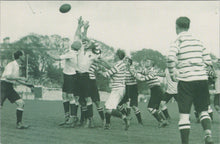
[129,67,160,88]
[125,66,137,85]
[168,31,212,82]
[104,60,126,89]
[89,62,99,79]
[165,68,177,94]
[142,67,161,88]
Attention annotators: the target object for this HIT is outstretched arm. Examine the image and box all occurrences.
[95,58,112,69]
[99,62,119,78]
[46,51,62,61]
[129,67,155,81]
[46,51,75,61]
[82,21,89,40]
[156,71,166,77]
[5,75,27,82]
[74,16,84,41]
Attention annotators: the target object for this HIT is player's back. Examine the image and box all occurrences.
[174,31,211,81]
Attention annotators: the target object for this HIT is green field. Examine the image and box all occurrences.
[1,100,220,144]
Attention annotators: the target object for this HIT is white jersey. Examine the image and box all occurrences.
[60,50,78,75]
[165,68,178,94]
[1,60,19,83]
[77,49,98,73]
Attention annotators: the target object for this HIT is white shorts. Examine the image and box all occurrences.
[105,87,125,110]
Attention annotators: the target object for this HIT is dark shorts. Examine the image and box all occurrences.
[76,72,90,105]
[119,84,138,107]
[62,73,77,94]
[127,84,139,106]
[1,81,21,106]
[148,85,163,109]
[89,79,100,102]
[162,92,178,103]
[178,80,210,114]
[214,94,220,106]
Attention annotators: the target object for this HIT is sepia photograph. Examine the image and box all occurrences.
[0,1,219,144]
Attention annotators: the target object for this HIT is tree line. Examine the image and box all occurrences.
[0,34,218,94]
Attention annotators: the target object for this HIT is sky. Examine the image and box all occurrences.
[1,1,219,57]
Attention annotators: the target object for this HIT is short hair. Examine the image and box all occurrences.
[176,17,190,29]
[126,57,132,65]
[116,49,125,60]
[71,41,82,51]
[86,42,101,54]
[14,50,23,60]
[146,59,155,67]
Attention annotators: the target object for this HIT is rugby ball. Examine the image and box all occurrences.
[59,4,71,13]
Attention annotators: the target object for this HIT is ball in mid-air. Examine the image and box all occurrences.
[59,4,71,13]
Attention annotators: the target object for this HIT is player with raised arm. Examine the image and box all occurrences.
[75,18,101,128]
[46,17,82,127]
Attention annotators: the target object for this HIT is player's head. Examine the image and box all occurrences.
[115,49,125,61]
[71,40,82,51]
[82,38,90,48]
[176,16,190,35]
[146,59,154,67]
[125,57,132,66]
[14,50,25,64]
[87,42,101,54]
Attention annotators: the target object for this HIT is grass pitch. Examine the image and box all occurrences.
[1,100,220,144]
